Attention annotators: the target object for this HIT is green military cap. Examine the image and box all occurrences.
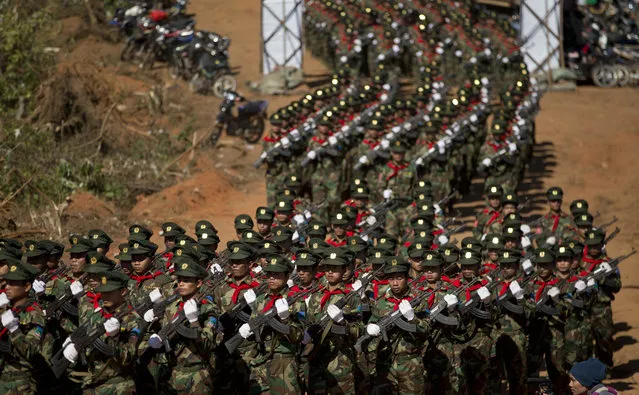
[422,250,444,267]
[195,220,217,234]
[415,179,432,191]
[128,224,153,241]
[256,206,275,221]
[347,236,368,253]
[175,234,197,248]
[367,118,384,130]
[0,244,23,261]
[271,226,294,243]
[342,206,357,223]
[241,230,263,245]
[115,242,132,261]
[318,116,332,126]
[555,243,575,259]
[85,251,116,273]
[459,248,482,266]
[128,239,158,255]
[584,228,605,246]
[407,241,428,259]
[569,240,584,256]
[308,238,329,254]
[485,234,504,250]
[87,229,113,248]
[376,234,398,252]
[295,249,320,267]
[415,205,435,219]
[574,213,594,228]
[198,247,216,265]
[498,248,521,264]
[368,247,390,266]
[173,256,207,278]
[411,216,432,231]
[384,256,409,274]
[461,237,482,253]
[3,259,38,281]
[491,122,505,135]
[307,221,327,238]
[284,175,302,189]
[68,238,96,254]
[534,248,555,264]
[172,243,200,261]
[258,241,282,256]
[227,241,254,260]
[279,108,291,120]
[269,112,283,125]
[414,189,434,204]
[0,238,22,250]
[569,199,589,216]
[274,199,294,213]
[352,178,368,188]
[264,254,292,273]
[413,230,434,245]
[502,225,523,240]
[160,222,186,237]
[331,211,349,226]
[546,186,564,201]
[502,213,523,227]
[234,214,254,231]
[196,229,220,246]
[389,139,407,153]
[439,244,460,263]
[25,240,51,258]
[322,249,348,266]
[501,193,519,206]
[351,186,370,199]
[24,240,37,252]
[484,183,504,198]
[40,240,65,256]
[68,233,83,247]
[94,271,131,293]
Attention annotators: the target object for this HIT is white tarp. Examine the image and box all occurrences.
[520,0,562,74]
[261,0,304,74]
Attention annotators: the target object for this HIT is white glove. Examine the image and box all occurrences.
[358,155,369,164]
[476,286,491,301]
[33,280,46,295]
[470,56,477,64]
[63,343,79,363]
[435,46,444,54]
[149,289,162,303]
[210,263,223,275]
[481,77,490,85]
[600,262,613,273]
[381,139,390,149]
[63,336,72,348]
[509,281,524,300]
[469,114,478,124]
[433,204,443,215]
[184,299,199,323]
[293,214,305,225]
[143,309,156,323]
[454,50,463,57]
[521,236,531,249]
[399,300,415,321]
[306,151,317,160]
[508,142,517,153]
[575,280,587,292]
[0,293,8,308]
[70,281,84,296]
[292,231,300,242]
[252,266,263,275]
[437,235,449,245]
[351,280,363,292]
[1,310,19,333]
[383,189,393,200]
[481,158,492,167]
[103,317,120,337]
[327,304,344,323]
[148,334,163,349]
[243,289,257,304]
[239,322,253,339]
[522,259,533,275]
[275,298,290,319]
[444,294,459,308]
[587,278,596,288]
[545,236,556,246]
[520,224,531,235]
[548,287,560,298]
[366,323,381,337]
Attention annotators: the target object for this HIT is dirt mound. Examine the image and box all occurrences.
[61,190,120,235]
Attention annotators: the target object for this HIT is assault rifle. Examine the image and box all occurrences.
[37,265,70,284]
[224,283,322,353]
[44,273,89,319]
[0,301,35,353]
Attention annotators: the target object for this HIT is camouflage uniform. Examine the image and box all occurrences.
[128,271,174,308]
[307,136,344,222]
[537,211,577,245]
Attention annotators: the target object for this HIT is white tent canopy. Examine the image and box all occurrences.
[261,0,304,74]
[520,0,564,78]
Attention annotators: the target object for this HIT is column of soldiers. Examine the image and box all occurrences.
[0,183,629,394]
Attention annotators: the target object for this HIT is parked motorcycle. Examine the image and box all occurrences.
[210,90,268,146]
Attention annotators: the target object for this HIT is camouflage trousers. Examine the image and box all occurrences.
[489,329,527,395]
[564,310,593,369]
[308,349,356,395]
[0,376,35,395]
[311,170,340,223]
[250,353,300,395]
[487,173,518,195]
[215,349,252,394]
[527,322,569,395]
[168,366,212,394]
[83,378,136,395]
[374,353,425,395]
[591,303,614,367]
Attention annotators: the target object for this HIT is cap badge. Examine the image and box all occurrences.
[181,263,188,270]
[90,257,97,264]
[102,276,107,285]
[166,226,172,232]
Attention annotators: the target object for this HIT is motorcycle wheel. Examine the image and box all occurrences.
[592,64,618,88]
[614,65,631,86]
[212,74,237,98]
[189,72,209,94]
[242,116,265,144]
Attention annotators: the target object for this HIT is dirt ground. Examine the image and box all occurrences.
[50,0,639,391]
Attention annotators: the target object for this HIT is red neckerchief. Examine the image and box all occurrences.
[498,280,513,296]
[582,251,606,272]
[355,210,369,225]
[534,278,560,302]
[420,285,439,309]
[86,291,101,311]
[372,279,389,299]
[386,295,413,311]
[487,140,504,153]
[315,271,325,279]
[293,199,303,209]
[229,280,260,304]
[386,162,408,181]
[131,271,164,285]
[0,301,39,337]
[262,293,283,312]
[263,135,280,143]
[463,281,487,301]
[485,209,501,227]
[326,236,347,247]
[343,199,356,207]
[172,301,185,319]
[319,288,349,309]
[546,212,563,233]
[311,136,326,145]
[480,262,498,275]
[362,139,379,149]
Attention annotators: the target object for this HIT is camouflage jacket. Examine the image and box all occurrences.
[473,206,501,238]
[128,270,175,307]
[492,275,528,333]
[377,161,416,200]
[524,275,567,329]
[537,211,577,244]
[306,283,362,349]
[580,252,621,305]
